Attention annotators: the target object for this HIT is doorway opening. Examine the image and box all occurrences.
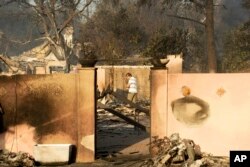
[95,66,151,160]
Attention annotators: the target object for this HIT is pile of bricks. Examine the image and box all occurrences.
[140,133,229,167]
[0,149,35,167]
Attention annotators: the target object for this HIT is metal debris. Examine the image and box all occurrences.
[140,133,229,167]
[0,149,35,167]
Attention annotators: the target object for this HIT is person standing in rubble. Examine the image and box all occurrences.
[125,73,137,103]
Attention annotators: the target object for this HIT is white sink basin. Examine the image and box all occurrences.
[33,144,73,165]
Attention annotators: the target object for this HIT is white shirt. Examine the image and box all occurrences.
[128,76,137,93]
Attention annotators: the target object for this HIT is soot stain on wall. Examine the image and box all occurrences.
[18,82,65,141]
[0,75,72,143]
[171,95,210,125]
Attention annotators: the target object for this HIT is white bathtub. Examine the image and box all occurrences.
[33,144,73,165]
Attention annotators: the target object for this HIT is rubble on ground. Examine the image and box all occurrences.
[97,93,150,126]
[96,97,150,159]
[0,149,35,167]
[140,133,229,167]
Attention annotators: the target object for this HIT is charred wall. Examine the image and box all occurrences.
[0,70,96,163]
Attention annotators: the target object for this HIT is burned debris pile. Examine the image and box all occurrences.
[140,133,229,167]
[0,149,35,167]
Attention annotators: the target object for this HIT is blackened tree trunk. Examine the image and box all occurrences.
[205,0,217,73]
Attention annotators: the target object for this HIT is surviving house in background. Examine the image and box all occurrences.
[0,26,77,75]
[0,44,66,75]
[0,45,77,75]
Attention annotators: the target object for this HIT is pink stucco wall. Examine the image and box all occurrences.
[150,69,168,138]
[167,73,250,156]
[97,68,106,93]
[0,68,96,162]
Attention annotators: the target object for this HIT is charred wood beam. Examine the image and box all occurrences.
[111,92,150,116]
[97,102,149,132]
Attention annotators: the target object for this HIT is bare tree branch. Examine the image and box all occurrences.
[44,1,60,40]
[166,14,205,26]
[0,55,20,69]
[213,4,227,9]
[7,36,47,45]
[0,0,94,73]
[0,0,16,7]
[189,0,205,9]
[58,0,94,33]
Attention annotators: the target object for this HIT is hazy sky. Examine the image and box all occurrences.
[0,0,249,56]
[215,0,249,30]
